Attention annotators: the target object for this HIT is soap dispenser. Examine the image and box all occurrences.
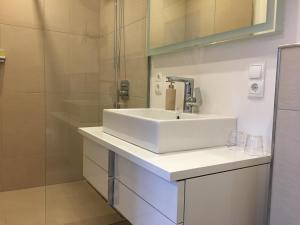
[165,81,176,110]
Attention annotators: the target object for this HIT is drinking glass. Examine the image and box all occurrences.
[227,130,246,150]
[244,135,264,156]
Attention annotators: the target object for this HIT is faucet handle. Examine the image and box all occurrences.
[186,88,202,113]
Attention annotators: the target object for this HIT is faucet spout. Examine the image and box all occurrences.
[166,76,196,113]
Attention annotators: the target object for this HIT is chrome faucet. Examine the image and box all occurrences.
[166,76,200,113]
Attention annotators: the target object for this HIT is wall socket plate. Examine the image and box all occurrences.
[248,62,265,98]
[248,79,264,98]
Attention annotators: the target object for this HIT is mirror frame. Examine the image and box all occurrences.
[146,0,279,56]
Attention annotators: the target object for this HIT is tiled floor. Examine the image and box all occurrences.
[0,181,130,225]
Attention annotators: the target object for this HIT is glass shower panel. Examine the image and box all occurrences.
[45,0,148,225]
[44,0,120,224]
[0,0,147,225]
[0,1,46,225]
[116,0,149,109]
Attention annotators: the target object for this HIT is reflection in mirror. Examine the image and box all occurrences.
[149,0,270,50]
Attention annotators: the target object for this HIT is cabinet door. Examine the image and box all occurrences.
[114,180,178,225]
[115,155,185,223]
[184,164,270,225]
[83,139,109,171]
[83,156,108,199]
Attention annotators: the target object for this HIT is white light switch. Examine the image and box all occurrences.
[249,64,264,79]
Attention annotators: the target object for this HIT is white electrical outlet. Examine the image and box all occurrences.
[248,79,264,98]
[248,63,265,98]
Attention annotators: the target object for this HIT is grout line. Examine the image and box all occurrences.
[99,17,146,38]
[0,22,101,39]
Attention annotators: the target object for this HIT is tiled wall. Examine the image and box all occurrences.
[45,0,102,186]
[99,0,148,114]
[0,0,148,191]
[0,0,47,191]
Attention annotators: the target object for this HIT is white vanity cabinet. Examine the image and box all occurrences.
[184,164,270,225]
[83,139,109,199]
[82,136,270,225]
[114,155,185,224]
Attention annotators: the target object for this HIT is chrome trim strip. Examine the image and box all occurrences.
[278,43,300,49]
[108,151,116,206]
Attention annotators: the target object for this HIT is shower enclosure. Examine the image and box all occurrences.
[0,0,148,224]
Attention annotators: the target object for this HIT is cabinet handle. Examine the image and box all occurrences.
[108,151,115,206]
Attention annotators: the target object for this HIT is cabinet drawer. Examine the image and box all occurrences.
[115,156,184,223]
[114,180,178,225]
[83,139,109,171]
[83,156,108,199]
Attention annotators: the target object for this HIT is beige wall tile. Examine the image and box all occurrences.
[100,59,115,82]
[2,93,45,158]
[125,57,148,98]
[70,0,100,37]
[99,81,115,96]
[45,115,70,185]
[45,125,84,185]
[0,154,45,191]
[45,31,71,94]
[124,0,147,26]
[99,0,115,36]
[45,0,71,32]
[99,94,115,109]
[100,33,114,61]
[1,25,45,93]
[85,73,101,94]
[125,20,146,58]
[68,74,86,96]
[124,96,147,108]
[0,0,44,28]
[69,35,100,75]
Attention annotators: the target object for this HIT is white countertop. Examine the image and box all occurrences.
[79,127,271,182]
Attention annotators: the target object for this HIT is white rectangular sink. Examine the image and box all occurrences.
[103,108,237,154]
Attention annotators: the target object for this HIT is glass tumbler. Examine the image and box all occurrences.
[227,130,246,150]
[244,135,264,156]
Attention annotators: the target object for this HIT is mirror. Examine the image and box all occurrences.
[147,0,278,55]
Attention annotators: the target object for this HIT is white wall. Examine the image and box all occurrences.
[150,0,300,152]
